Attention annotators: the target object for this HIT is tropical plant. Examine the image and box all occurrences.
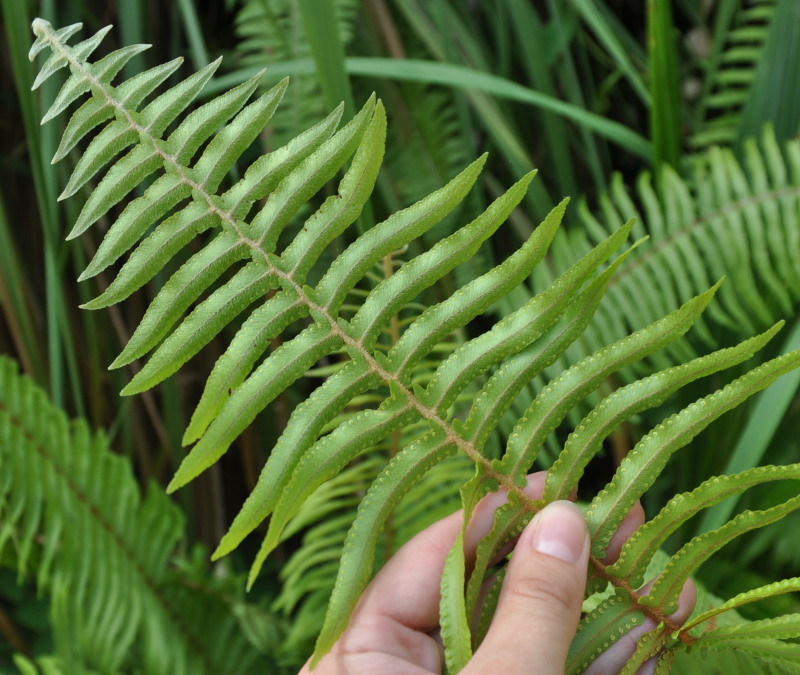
[15,14,800,674]
[0,355,288,674]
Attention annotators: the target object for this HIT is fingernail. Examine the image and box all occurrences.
[530,501,588,564]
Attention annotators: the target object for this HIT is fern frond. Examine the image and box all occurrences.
[271,430,470,656]
[545,323,785,503]
[694,613,800,647]
[640,492,800,614]
[685,576,800,634]
[673,639,800,674]
[566,591,645,675]
[619,628,674,675]
[587,350,800,557]
[30,19,800,673]
[700,641,800,673]
[607,465,800,589]
[0,356,272,674]
[543,126,800,380]
[498,281,720,483]
[692,1,776,149]
[440,527,474,672]
[232,0,360,149]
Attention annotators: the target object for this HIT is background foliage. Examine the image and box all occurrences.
[1,0,800,670]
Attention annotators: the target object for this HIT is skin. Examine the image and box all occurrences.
[300,472,696,674]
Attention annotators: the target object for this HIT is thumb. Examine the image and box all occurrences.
[466,501,590,675]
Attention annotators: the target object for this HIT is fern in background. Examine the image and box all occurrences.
[0,355,287,674]
[234,0,359,149]
[537,126,800,379]
[21,17,800,673]
[690,0,776,150]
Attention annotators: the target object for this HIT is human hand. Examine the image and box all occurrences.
[300,472,695,674]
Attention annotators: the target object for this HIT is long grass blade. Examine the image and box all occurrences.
[208,58,651,159]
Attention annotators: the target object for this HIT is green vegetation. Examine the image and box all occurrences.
[2,1,800,672]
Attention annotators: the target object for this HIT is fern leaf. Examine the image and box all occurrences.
[255,395,417,565]
[249,95,376,248]
[499,281,721,482]
[169,323,344,491]
[183,290,307,445]
[114,232,249,369]
[213,360,380,557]
[423,215,631,416]
[43,43,150,123]
[230,0,360,150]
[59,117,136,202]
[71,144,164,234]
[282,456,385,544]
[64,59,221,212]
[384,178,558,376]
[641,493,800,614]
[565,592,645,675]
[80,76,288,280]
[314,154,486,313]
[80,203,214,308]
[452,259,639,620]
[743,135,799,303]
[440,530,474,672]
[349,171,535,350]
[698,638,800,672]
[654,649,675,675]
[53,57,183,162]
[30,22,110,89]
[618,628,672,675]
[547,127,800,378]
[693,614,800,647]
[0,356,267,673]
[82,102,344,308]
[165,71,268,169]
[271,456,385,629]
[312,430,457,663]
[281,102,385,280]
[545,322,784,503]
[80,174,190,280]
[587,350,800,557]
[29,19,81,60]
[123,263,278,392]
[474,567,506,647]
[460,247,626,451]
[692,1,776,149]
[686,577,800,634]
[608,465,800,589]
